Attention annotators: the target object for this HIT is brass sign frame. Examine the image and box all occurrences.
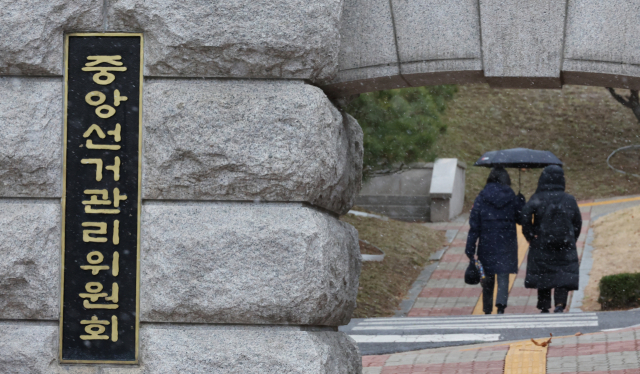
[59,32,143,365]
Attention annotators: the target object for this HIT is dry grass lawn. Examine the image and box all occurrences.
[340,214,446,318]
[435,84,640,210]
[581,205,640,311]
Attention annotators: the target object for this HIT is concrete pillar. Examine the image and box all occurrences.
[0,1,363,372]
[429,159,466,222]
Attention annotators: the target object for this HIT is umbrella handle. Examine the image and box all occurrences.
[519,169,521,194]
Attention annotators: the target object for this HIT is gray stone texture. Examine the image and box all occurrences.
[0,201,60,320]
[324,0,406,96]
[338,0,398,76]
[391,0,482,63]
[563,0,640,88]
[0,78,62,197]
[479,0,567,88]
[325,0,640,95]
[107,0,344,83]
[0,200,361,325]
[564,0,640,66]
[325,0,486,95]
[140,202,361,326]
[0,322,362,373]
[142,79,363,215]
[0,0,103,75]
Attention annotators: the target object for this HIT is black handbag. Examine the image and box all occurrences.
[465,260,481,285]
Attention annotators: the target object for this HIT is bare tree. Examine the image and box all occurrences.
[607,88,640,123]
[606,88,640,178]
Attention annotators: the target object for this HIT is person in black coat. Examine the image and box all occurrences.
[522,165,582,313]
[466,167,525,314]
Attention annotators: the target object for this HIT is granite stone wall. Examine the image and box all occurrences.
[2,0,636,371]
[0,1,362,372]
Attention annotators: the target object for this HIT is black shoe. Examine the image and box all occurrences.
[496,304,505,314]
[554,305,564,313]
[541,308,550,313]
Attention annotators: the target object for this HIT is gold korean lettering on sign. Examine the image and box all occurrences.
[82,56,127,85]
[82,188,127,214]
[81,251,110,275]
[83,124,121,150]
[81,157,120,182]
[80,315,119,342]
[85,90,128,118]
[82,220,120,244]
[79,53,127,350]
[79,281,119,309]
[61,33,142,364]
[79,251,120,277]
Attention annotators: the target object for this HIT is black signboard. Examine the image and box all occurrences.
[60,33,143,364]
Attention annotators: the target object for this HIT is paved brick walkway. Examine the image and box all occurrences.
[362,325,640,374]
[407,200,595,317]
[407,220,479,317]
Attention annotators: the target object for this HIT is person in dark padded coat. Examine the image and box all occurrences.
[466,167,525,314]
[522,165,582,313]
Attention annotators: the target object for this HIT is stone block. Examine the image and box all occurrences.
[360,167,433,196]
[0,78,62,197]
[429,159,465,222]
[0,201,60,320]
[328,0,406,96]
[0,1,103,75]
[107,0,343,83]
[479,0,567,87]
[140,202,361,326]
[0,200,361,324]
[338,0,398,72]
[562,0,640,88]
[0,322,362,373]
[564,0,640,66]
[140,326,362,374]
[391,0,482,63]
[142,79,362,215]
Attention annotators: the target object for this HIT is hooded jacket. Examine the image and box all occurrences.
[465,182,525,275]
[522,165,582,290]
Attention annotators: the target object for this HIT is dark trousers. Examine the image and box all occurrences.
[537,288,569,310]
[481,273,510,314]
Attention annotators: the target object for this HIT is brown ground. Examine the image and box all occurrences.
[359,240,384,255]
[434,84,640,210]
[340,214,446,318]
[581,205,640,311]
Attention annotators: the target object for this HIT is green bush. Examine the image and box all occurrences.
[598,272,640,310]
[344,85,457,178]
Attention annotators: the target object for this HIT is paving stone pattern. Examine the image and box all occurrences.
[408,202,594,317]
[407,220,480,317]
[363,326,640,374]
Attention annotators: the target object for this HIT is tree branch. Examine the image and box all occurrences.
[607,87,634,108]
[630,90,639,107]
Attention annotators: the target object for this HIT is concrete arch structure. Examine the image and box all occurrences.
[324,0,640,97]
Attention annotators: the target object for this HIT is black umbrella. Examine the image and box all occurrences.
[473,148,563,191]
